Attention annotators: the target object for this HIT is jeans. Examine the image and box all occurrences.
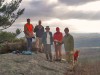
[26,38,32,51]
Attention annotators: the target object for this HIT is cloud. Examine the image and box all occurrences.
[58,0,98,6]
[57,11,100,20]
[20,0,57,20]
[16,0,100,22]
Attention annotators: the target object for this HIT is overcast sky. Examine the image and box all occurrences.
[5,0,100,33]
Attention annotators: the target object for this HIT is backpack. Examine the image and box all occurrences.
[22,50,32,55]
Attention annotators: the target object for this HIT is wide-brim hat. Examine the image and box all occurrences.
[45,26,50,30]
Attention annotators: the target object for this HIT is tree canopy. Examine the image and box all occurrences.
[0,0,24,30]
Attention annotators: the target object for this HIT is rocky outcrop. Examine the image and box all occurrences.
[0,53,67,75]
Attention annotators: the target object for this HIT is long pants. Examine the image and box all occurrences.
[26,38,32,51]
[44,44,52,60]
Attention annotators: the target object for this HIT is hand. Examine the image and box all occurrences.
[70,51,74,54]
[32,36,35,39]
[29,32,34,38]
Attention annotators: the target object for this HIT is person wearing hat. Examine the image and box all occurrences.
[42,26,53,62]
[53,27,63,61]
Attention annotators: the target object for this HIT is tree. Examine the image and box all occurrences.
[16,28,21,35]
[0,0,24,30]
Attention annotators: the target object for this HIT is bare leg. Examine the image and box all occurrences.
[58,45,62,60]
[35,37,39,53]
[55,45,59,60]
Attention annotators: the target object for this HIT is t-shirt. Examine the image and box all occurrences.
[34,25,44,38]
[46,32,50,44]
[24,23,34,38]
[25,24,33,32]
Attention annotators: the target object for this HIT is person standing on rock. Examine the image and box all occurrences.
[42,26,53,62]
[63,28,74,70]
[53,27,63,61]
[24,19,34,51]
[34,20,44,53]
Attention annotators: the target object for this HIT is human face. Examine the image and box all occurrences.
[64,29,69,35]
[39,20,41,25]
[27,19,30,24]
[56,27,60,32]
[46,28,50,32]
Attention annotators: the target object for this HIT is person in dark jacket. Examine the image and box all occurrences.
[42,26,53,62]
[34,20,44,53]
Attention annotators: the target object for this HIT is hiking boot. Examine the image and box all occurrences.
[54,59,59,61]
[58,59,61,62]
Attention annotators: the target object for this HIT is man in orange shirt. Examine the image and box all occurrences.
[24,19,34,51]
[53,27,63,61]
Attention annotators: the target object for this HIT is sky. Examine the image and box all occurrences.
[5,0,100,33]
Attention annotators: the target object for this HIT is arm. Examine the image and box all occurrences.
[24,25,29,35]
[69,36,74,53]
[34,25,38,32]
[61,37,64,44]
[32,25,34,32]
[42,32,45,45]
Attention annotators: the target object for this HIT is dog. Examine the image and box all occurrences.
[74,50,80,64]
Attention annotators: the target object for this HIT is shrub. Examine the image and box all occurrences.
[0,31,16,43]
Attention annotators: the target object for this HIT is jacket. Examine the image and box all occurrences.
[42,32,53,45]
[53,32,63,42]
[63,34,74,52]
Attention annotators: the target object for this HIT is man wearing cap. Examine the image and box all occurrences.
[24,19,34,51]
[53,27,63,61]
[42,26,53,62]
[34,20,44,53]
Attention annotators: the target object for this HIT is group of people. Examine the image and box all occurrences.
[24,19,74,69]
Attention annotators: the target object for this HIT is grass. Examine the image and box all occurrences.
[73,59,100,75]
[64,47,100,75]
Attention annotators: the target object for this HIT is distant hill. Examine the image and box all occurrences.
[17,33,100,48]
[72,33,100,48]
